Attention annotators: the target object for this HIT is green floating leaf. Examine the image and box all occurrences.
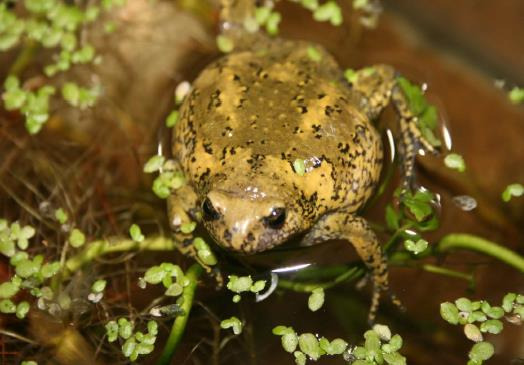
[54,208,68,224]
[468,341,494,362]
[129,224,145,242]
[282,332,299,353]
[180,221,196,234]
[502,183,524,202]
[440,302,459,325]
[344,68,358,84]
[0,281,19,299]
[464,323,483,342]
[444,153,466,173]
[383,351,407,365]
[118,317,133,340]
[165,110,180,128]
[165,283,183,297]
[193,237,217,266]
[250,280,266,293]
[227,275,253,293]
[15,258,40,278]
[293,159,306,176]
[308,287,325,312]
[41,261,61,278]
[484,306,504,319]
[220,316,243,335]
[480,319,503,335]
[404,238,428,255]
[373,324,392,341]
[16,301,30,319]
[294,351,306,365]
[122,337,136,357]
[105,320,119,342]
[307,46,322,62]
[255,6,272,25]
[69,228,86,248]
[144,266,166,285]
[272,325,295,336]
[313,1,343,26]
[301,0,318,11]
[319,337,348,355]
[0,299,16,313]
[265,11,281,36]
[508,87,524,104]
[402,190,435,222]
[91,279,107,293]
[217,35,234,53]
[455,297,473,312]
[382,334,403,354]
[298,333,323,360]
[502,292,517,312]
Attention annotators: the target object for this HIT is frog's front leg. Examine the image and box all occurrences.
[350,65,437,189]
[302,209,394,322]
[167,184,211,270]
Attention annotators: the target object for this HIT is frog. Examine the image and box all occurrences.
[168,0,436,320]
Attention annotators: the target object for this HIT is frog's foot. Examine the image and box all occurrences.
[302,211,398,323]
[173,232,223,285]
[350,64,438,190]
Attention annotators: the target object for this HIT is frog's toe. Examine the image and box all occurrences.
[367,286,405,325]
[387,288,406,313]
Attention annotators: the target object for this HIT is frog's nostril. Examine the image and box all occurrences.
[202,198,220,221]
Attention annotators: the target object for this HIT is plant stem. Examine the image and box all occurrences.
[64,236,176,277]
[278,266,364,292]
[437,233,524,273]
[156,263,203,365]
[421,264,474,283]
[9,40,38,76]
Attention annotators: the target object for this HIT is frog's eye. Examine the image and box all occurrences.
[263,208,286,229]
[202,198,220,221]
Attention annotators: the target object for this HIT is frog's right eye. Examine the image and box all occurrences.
[263,207,286,230]
[202,198,220,221]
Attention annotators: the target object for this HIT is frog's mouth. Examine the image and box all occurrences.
[204,222,286,254]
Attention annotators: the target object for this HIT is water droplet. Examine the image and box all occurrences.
[452,195,477,211]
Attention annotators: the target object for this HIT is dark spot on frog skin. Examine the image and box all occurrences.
[222,126,233,136]
[223,229,232,243]
[338,142,350,154]
[208,89,222,110]
[203,142,213,154]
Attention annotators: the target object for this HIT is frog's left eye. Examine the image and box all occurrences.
[263,208,286,229]
[202,198,220,221]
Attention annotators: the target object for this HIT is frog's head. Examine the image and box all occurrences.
[200,179,302,253]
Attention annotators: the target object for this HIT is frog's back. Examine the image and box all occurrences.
[174,39,383,215]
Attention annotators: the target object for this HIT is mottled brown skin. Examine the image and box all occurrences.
[169,1,434,320]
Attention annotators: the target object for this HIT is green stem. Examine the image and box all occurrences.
[437,233,524,273]
[278,266,364,292]
[9,40,38,76]
[156,263,203,365]
[64,236,176,277]
[421,264,474,283]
